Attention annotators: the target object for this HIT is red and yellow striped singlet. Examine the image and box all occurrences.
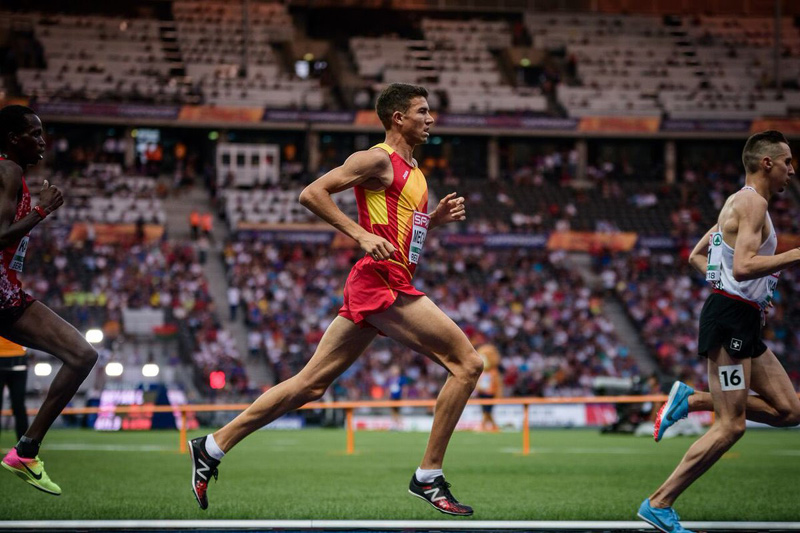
[353,143,429,277]
[338,143,430,325]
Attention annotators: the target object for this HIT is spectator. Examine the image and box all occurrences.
[190,210,200,240]
[227,286,241,322]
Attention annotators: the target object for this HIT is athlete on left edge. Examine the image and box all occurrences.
[0,105,98,495]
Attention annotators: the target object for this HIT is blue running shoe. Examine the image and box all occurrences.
[654,381,694,442]
[637,499,694,533]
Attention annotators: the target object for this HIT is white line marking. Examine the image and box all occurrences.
[1,521,799,530]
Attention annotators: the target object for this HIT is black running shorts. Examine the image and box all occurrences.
[698,292,767,359]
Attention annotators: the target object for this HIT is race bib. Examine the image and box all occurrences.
[718,364,746,391]
[706,231,723,282]
[9,236,29,272]
[409,211,430,265]
[766,273,780,303]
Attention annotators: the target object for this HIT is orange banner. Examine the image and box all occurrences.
[354,110,438,128]
[69,223,164,245]
[751,119,800,135]
[578,116,660,133]
[547,231,638,252]
[777,234,800,254]
[354,110,384,127]
[332,233,359,249]
[0,98,29,108]
[179,105,263,123]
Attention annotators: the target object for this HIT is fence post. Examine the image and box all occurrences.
[522,403,530,456]
[179,410,188,454]
[346,407,355,455]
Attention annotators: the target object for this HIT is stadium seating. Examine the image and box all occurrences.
[20,226,246,393]
[527,12,800,118]
[8,7,800,117]
[221,188,357,228]
[25,163,167,225]
[173,1,325,109]
[350,17,547,114]
[8,3,326,109]
[16,14,185,103]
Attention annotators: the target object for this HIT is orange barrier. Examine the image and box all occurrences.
[4,393,797,454]
[0,395,673,456]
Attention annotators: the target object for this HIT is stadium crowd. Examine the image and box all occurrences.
[602,246,800,390]
[223,237,638,400]
[8,113,799,402]
[21,228,248,394]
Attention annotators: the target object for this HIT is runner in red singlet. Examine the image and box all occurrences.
[0,106,98,495]
[189,84,482,516]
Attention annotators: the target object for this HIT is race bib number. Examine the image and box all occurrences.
[719,364,746,391]
[409,211,430,265]
[706,232,723,282]
[9,236,29,272]
[766,273,780,302]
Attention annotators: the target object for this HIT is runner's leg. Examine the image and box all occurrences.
[366,295,483,469]
[649,346,749,508]
[686,348,800,427]
[213,316,377,452]
[0,302,97,443]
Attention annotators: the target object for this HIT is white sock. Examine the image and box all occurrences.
[204,434,225,460]
[415,467,443,483]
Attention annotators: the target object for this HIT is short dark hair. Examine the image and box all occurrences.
[375,83,428,130]
[742,130,789,173]
[0,105,37,151]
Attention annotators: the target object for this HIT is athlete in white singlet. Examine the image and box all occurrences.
[638,131,800,533]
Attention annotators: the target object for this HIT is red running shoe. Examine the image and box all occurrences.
[408,474,473,516]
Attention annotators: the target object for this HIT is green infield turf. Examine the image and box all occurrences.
[0,427,797,521]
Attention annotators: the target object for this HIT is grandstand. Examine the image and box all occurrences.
[0,0,799,531]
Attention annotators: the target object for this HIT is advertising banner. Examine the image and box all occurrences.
[179,105,263,123]
[579,116,660,133]
[236,223,335,244]
[751,118,800,135]
[547,231,638,252]
[436,114,579,130]
[440,233,548,248]
[661,119,751,133]
[69,223,163,245]
[354,110,384,127]
[36,102,181,120]
[263,109,355,123]
[777,234,800,254]
[353,403,618,431]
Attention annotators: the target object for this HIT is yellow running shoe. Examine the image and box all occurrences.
[2,447,62,495]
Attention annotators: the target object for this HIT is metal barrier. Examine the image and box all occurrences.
[1,394,675,455]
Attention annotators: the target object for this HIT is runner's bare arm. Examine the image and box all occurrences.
[732,193,800,281]
[299,149,397,259]
[429,192,466,230]
[688,225,718,275]
[0,163,57,249]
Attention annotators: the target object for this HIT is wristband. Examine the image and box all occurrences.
[33,205,48,219]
